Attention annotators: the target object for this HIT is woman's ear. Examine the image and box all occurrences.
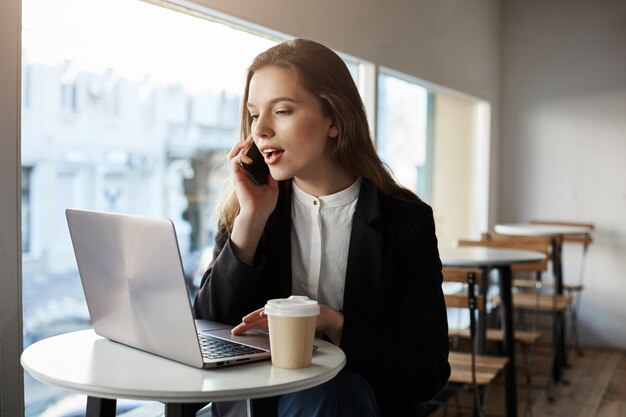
[328,125,339,139]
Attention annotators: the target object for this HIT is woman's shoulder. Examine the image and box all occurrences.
[358,179,432,220]
[372,187,437,246]
[384,187,433,219]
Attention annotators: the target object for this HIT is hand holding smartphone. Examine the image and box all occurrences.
[240,141,270,186]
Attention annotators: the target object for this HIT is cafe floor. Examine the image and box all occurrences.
[428,344,626,417]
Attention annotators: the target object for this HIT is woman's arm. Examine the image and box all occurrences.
[193,137,279,322]
[192,229,254,323]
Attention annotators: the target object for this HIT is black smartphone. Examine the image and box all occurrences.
[240,141,270,186]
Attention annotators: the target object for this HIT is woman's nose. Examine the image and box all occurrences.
[252,114,273,138]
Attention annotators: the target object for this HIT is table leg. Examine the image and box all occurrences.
[165,402,207,417]
[247,397,278,417]
[551,237,569,379]
[86,397,116,417]
[497,266,517,417]
[551,238,563,295]
[552,311,564,383]
[476,267,489,354]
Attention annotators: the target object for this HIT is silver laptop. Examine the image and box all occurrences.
[65,208,271,368]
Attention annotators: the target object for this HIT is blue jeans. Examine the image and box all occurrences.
[277,371,380,417]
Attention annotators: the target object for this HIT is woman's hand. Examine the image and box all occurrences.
[317,305,344,345]
[231,304,345,346]
[229,135,278,221]
[231,307,268,335]
[228,135,279,265]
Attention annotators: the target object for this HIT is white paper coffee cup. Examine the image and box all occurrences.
[264,296,320,368]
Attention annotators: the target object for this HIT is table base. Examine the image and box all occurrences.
[85,396,278,417]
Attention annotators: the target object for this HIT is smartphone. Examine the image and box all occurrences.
[240,141,270,186]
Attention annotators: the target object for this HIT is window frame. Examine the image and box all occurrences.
[21,167,32,254]
[1,0,25,415]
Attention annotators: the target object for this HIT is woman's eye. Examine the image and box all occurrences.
[250,114,259,121]
[275,109,292,116]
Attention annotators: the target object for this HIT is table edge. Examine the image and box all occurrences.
[21,331,347,403]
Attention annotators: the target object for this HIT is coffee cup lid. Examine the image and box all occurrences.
[264,295,320,317]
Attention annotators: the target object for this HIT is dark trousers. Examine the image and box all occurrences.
[211,371,379,417]
[277,370,379,417]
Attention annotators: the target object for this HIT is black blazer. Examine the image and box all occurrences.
[194,179,450,416]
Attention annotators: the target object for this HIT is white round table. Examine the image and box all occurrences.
[21,329,346,416]
[440,247,546,267]
[494,223,591,237]
[440,247,546,417]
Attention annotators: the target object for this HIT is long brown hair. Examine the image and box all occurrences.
[218,38,418,232]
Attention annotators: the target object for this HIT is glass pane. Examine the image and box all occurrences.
[376,73,429,197]
[21,167,32,254]
[21,0,275,414]
[345,60,360,86]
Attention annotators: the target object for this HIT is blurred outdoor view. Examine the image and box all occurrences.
[377,73,429,199]
[21,0,274,415]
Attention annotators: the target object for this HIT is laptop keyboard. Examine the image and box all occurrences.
[198,334,266,360]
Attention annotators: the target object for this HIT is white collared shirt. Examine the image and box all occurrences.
[290,178,361,311]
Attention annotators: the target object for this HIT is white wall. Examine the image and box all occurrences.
[500,0,626,349]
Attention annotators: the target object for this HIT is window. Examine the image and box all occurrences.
[376,70,491,248]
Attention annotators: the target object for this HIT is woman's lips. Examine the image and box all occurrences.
[261,147,284,165]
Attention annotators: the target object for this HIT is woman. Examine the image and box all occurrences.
[194,38,450,417]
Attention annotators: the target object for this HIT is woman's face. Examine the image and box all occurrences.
[246,65,338,183]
